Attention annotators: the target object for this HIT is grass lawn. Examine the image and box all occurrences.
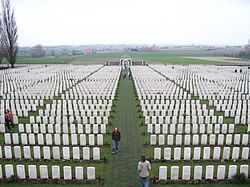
[1,50,236,66]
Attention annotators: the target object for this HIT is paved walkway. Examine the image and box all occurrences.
[105,71,145,186]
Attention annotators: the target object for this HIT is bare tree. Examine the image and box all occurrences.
[1,0,18,68]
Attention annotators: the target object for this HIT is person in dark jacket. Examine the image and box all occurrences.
[112,127,121,154]
[4,110,10,131]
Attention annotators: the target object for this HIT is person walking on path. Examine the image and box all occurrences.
[138,155,151,187]
[7,109,14,127]
[111,127,121,154]
[4,110,10,131]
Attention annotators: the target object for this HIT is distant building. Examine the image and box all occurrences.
[138,47,155,52]
[83,49,93,54]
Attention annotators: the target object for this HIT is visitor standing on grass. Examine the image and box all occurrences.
[4,110,10,131]
[112,127,121,154]
[138,155,151,187]
[7,109,14,127]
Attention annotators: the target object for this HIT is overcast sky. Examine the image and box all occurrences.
[11,0,250,46]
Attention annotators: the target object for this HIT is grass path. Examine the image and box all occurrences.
[104,72,145,186]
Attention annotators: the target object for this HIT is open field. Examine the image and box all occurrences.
[1,49,241,66]
[184,57,250,65]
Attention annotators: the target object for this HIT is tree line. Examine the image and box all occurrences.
[0,0,18,68]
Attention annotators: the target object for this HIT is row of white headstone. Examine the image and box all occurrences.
[0,145,101,160]
[17,123,107,134]
[29,115,109,125]
[142,109,216,117]
[159,164,249,180]
[1,106,112,117]
[4,133,104,146]
[150,134,249,145]
[153,146,249,160]
[147,123,238,134]
[144,115,224,125]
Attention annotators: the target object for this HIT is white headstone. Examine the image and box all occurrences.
[83,147,90,160]
[53,147,60,159]
[233,134,241,145]
[28,133,35,145]
[203,147,210,160]
[39,165,48,179]
[63,166,72,180]
[242,134,249,145]
[182,166,191,180]
[28,165,37,179]
[228,165,237,179]
[232,147,240,160]
[228,124,235,133]
[37,134,44,145]
[71,134,77,145]
[174,147,181,160]
[194,166,202,179]
[209,134,216,145]
[201,134,208,145]
[217,165,226,179]
[4,146,12,158]
[167,135,173,145]
[0,164,2,178]
[14,146,21,158]
[154,148,161,160]
[205,165,214,179]
[241,147,249,159]
[240,165,249,179]
[16,165,26,179]
[52,165,60,179]
[213,147,221,160]
[33,146,41,159]
[89,134,95,146]
[93,147,100,160]
[73,147,80,160]
[97,134,103,145]
[63,134,69,145]
[150,135,157,145]
[193,147,201,160]
[223,147,230,160]
[192,135,199,145]
[75,166,84,180]
[80,134,86,145]
[87,167,95,180]
[5,164,14,178]
[159,166,167,180]
[171,166,179,180]
[184,147,191,160]
[63,147,70,159]
[218,134,224,145]
[45,134,52,145]
[4,133,11,144]
[176,135,182,145]
[164,147,171,160]
[21,133,28,145]
[43,146,51,159]
[12,133,19,144]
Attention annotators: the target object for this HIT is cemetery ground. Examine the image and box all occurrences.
[0,52,250,186]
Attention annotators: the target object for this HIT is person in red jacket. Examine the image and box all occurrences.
[111,127,121,154]
[7,109,14,127]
